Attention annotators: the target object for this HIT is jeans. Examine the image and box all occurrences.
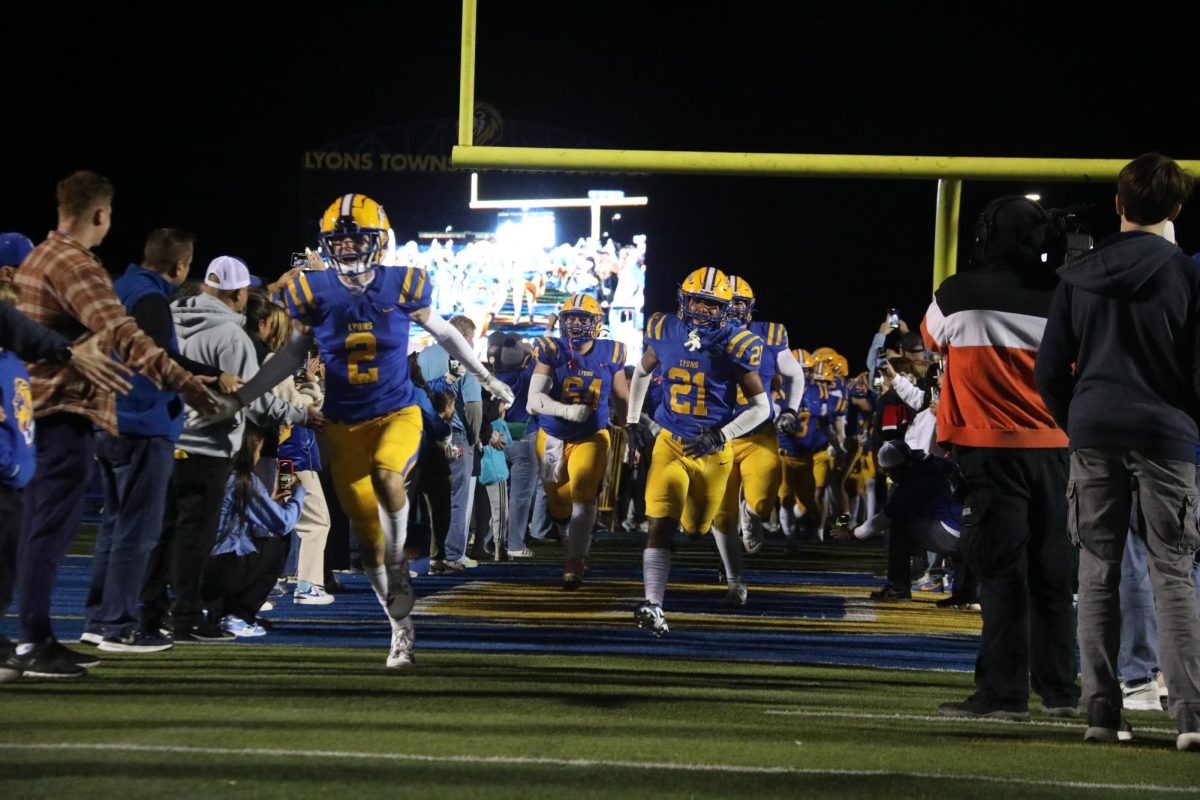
[16,413,95,643]
[1118,476,1200,685]
[530,481,554,540]
[1071,448,1200,731]
[445,432,473,562]
[85,433,175,637]
[505,436,538,550]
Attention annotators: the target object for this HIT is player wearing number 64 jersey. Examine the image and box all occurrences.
[526,294,629,590]
[624,267,769,636]
[211,193,513,669]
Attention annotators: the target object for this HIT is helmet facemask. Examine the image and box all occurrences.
[728,295,754,324]
[677,290,729,331]
[560,310,601,348]
[320,218,387,276]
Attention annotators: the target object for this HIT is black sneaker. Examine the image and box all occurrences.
[173,622,235,643]
[98,629,174,653]
[49,639,101,669]
[938,695,1030,722]
[1084,698,1133,743]
[869,585,912,601]
[14,642,87,679]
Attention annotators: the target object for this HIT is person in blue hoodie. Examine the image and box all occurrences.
[1036,153,1200,750]
[80,230,243,655]
[203,423,305,637]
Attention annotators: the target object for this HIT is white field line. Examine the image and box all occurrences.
[766,708,1180,735]
[0,742,1195,794]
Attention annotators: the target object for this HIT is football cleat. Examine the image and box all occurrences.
[676,267,733,331]
[319,193,392,276]
[385,560,416,619]
[634,602,670,637]
[386,619,415,668]
[727,275,755,324]
[720,582,749,608]
[558,294,604,347]
[562,558,585,591]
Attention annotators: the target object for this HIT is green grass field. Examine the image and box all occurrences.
[3,535,1197,798]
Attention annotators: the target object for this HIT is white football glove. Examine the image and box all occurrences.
[482,373,516,406]
[561,404,592,423]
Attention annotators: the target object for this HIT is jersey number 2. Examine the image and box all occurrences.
[346,332,379,385]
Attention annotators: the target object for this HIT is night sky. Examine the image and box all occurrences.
[4,4,1197,364]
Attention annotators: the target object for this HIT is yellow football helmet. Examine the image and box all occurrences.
[812,346,838,362]
[559,293,604,346]
[831,354,849,378]
[319,193,391,275]
[727,275,755,324]
[812,358,836,383]
[677,267,733,330]
[797,348,816,370]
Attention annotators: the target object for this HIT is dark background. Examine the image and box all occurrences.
[3,3,1197,363]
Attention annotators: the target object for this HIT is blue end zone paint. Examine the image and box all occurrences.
[37,557,980,672]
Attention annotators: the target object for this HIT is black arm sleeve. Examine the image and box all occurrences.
[0,300,71,362]
[130,295,222,378]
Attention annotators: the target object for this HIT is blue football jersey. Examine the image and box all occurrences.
[732,320,789,422]
[282,267,432,423]
[644,312,764,438]
[778,381,847,456]
[532,336,627,442]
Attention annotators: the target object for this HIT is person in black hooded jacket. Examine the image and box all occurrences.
[1036,152,1200,750]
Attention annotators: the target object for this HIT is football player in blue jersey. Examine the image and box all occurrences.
[777,353,848,550]
[212,194,514,668]
[526,294,629,589]
[708,276,805,604]
[624,268,770,635]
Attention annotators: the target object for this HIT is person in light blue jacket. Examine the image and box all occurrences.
[202,423,305,637]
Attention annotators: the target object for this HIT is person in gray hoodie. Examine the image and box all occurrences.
[139,256,322,643]
[1036,152,1200,750]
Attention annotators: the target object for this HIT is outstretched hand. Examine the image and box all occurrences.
[69,336,133,395]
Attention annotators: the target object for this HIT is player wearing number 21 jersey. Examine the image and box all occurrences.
[271,193,513,669]
[624,267,770,637]
[527,294,629,590]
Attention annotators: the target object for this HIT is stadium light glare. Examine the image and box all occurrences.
[1025,193,1042,202]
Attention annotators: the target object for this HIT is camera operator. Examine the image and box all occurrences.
[923,195,1080,722]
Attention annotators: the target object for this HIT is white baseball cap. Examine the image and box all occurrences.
[204,255,251,290]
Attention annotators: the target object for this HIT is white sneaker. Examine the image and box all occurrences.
[508,547,536,559]
[1178,732,1200,751]
[720,582,749,608]
[293,584,335,605]
[78,632,103,646]
[220,615,266,638]
[1122,680,1163,712]
[386,620,415,668]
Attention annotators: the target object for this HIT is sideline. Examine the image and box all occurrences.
[0,742,1196,794]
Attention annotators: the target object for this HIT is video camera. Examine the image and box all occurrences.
[1044,204,1094,267]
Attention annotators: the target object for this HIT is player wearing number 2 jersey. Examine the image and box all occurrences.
[249,193,513,668]
[527,294,629,589]
[624,267,769,636]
